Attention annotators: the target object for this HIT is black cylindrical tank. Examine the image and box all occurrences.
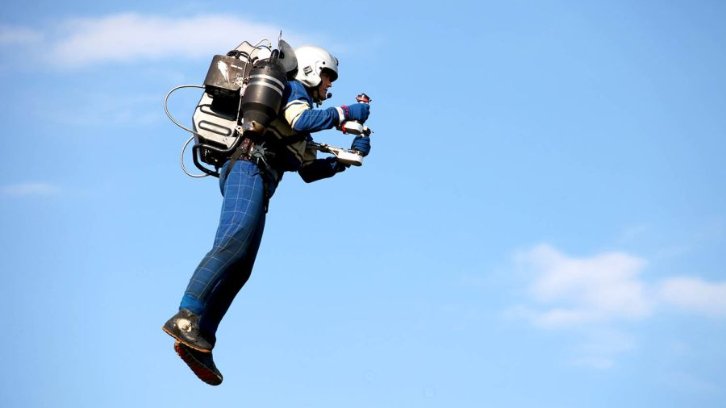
[241,59,287,133]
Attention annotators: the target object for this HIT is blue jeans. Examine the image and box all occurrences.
[179,159,276,345]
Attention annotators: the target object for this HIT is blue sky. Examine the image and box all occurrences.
[1,1,725,406]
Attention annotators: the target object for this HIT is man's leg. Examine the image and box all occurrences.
[200,213,265,342]
[164,160,266,351]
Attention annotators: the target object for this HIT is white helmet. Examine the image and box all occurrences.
[294,45,339,87]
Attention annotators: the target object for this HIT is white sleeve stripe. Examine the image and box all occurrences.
[335,107,345,123]
[285,102,311,128]
[284,99,308,110]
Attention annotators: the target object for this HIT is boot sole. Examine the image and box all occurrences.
[174,342,223,386]
[162,325,213,353]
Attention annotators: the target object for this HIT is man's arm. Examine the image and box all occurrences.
[282,81,371,183]
[298,156,347,183]
[283,81,342,132]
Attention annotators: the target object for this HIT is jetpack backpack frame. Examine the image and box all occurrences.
[164,38,298,177]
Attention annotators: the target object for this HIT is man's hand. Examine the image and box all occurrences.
[351,136,371,156]
[340,103,370,123]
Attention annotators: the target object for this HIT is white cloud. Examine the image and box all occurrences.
[49,13,285,67]
[1,182,60,197]
[3,13,314,68]
[657,277,726,316]
[1,13,341,71]
[512,244,726,326]
[507,243,726,368]
[514,244,652,328]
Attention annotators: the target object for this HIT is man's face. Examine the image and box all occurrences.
[316,70,334,101]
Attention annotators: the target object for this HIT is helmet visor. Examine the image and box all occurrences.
[321,67,338,82]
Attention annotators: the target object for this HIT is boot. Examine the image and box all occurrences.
[162,309,213,352]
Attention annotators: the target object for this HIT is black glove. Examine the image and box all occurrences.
[298,157,347,183]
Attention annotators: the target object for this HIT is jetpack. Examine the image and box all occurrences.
[164,37,295,177]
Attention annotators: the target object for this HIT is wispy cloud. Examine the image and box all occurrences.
[3,14,315,68]
[50,14,282,67]
[507,243,726,368]
[512,244,652,328]
[511,244,726,326]
[658,277,726,316]
[1,182,60,197]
